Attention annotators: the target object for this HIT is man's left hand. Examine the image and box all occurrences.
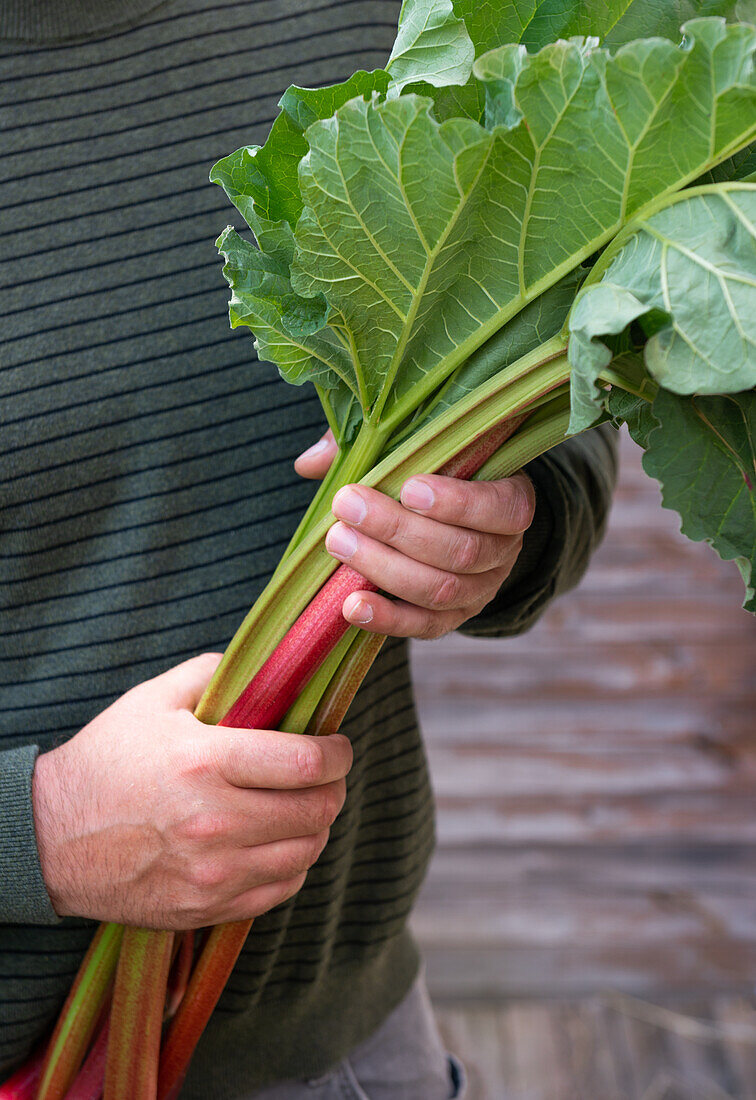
[296,431,536,640]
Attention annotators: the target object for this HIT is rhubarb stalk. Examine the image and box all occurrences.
[104,928,174,1100]
[35,922,124,1100]
[63,1017,109,1100]
[155,402,559,1096]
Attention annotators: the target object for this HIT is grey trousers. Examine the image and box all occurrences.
[247,973,466,1100]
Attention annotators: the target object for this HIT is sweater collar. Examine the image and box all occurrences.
[0,0,174,44]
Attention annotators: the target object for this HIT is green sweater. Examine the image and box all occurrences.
[0,0,617,1092]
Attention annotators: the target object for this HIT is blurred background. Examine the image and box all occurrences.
[409,427,756,1100]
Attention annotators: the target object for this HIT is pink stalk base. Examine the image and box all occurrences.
[0,1048,43,1100]
[64,1019,108,1100]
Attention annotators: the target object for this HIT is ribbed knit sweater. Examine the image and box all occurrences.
[0,1,617,1092]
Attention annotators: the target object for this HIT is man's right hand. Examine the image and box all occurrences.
[31,653,352,930]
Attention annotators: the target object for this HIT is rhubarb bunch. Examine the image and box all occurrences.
[4,2,755,1097]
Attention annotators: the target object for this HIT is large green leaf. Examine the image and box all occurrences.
[450,0,745,58]
[401,0,747,126]
[215,226,353,394]
[209,70,390,231]
[615,388,756,611]
[419,272,581,427]
[287,21,755,424]
[568,184,756,431]
[386,0,475,90]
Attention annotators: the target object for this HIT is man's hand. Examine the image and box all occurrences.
[296,431,536,640]
[32,653,352,930]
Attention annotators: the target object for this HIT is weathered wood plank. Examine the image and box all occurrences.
[434,789,756,845]
[411,428,756,1000]
[434,996,756,1100]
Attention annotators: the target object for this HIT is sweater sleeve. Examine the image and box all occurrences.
[460,422,618,639]
[0,745,61,925]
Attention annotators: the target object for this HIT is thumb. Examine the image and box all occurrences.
[294,429,338,480]
[139,652,224,711]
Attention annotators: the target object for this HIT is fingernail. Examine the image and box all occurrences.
[332,487,367,525]
[299,438,330,461]
[401,478,434,511]
[326,523,358,561]
[344,594,373,624]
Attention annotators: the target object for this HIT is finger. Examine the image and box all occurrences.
[294,429,338,480]
[221,778,348,846]
[342,591,465,639]
[189,831,330,901]
[399,472,536,535]
[218,872,309,924]
[140,652,224,711]
[202,728,353,791]
[332,484,517,574]
[325,522,512,612]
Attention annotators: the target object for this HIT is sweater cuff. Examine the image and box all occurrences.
[460,424,618,638]
[0,745,61,925]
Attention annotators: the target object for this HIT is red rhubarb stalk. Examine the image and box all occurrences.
[104,928,174,1100]
[156,920,250,1100]
[155,413,527,1094]
[64,1017,109,1100]
[219,566,378,730]
[35,923,124,1100]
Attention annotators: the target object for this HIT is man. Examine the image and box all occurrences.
[0,1,616,1096]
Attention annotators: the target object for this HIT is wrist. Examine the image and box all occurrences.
[31,747,71,917]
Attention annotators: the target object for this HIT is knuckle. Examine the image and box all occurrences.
[330,733,353,776]
[452,531,483,572]
[173,810,226,846]
[302,830,330,869]
[189,857,227,892]
[428,571,462,610]
[383,506,405,545]
[499,479,534,531]
[295,740,328,786]
[418,615,446,641]
[320,780,346,826]
[272,873,308,909]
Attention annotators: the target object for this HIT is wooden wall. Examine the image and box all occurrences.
[410,428,756,1001]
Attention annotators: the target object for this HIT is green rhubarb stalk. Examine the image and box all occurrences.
[104,928,174,1100]
[280,626,361,735]
[154,374,574,1095]
[35,923,124,1100]
[195,336,570,724]
[307,632,387,737]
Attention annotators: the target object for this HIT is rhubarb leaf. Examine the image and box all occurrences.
[288,21,755,425]
[386,0,475,91]
[638,390,755,611]
[210,70,390,231]
[451,0,745,57]
[420,272,581,427]
[407,0,747,124]
[215,227,353,392]
[568,184,756,432]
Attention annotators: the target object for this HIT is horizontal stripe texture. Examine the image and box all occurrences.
[0,0,444,1087]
